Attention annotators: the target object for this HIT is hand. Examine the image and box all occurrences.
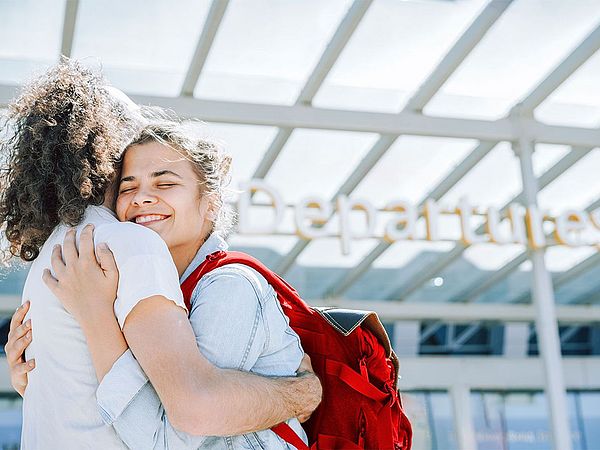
[4,301,35,397]
[295,353,322,423]
[42,224,119,326]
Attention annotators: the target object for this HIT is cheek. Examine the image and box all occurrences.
[115,196,128,221]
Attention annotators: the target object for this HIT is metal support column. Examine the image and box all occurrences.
[513,133,572,450]
[450,384,477,450]
[503,322,529,358]
[393,321,420,357]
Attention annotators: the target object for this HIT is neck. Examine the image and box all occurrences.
[172,244,202,278]
[171,225,213,277]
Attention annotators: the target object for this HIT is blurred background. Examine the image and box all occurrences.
[1,0,600,449]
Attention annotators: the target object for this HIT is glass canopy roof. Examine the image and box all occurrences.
[0,0,599,307]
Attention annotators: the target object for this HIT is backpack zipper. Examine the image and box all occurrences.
[358,410,366,448]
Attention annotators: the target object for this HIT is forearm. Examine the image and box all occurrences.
[182,367,321,436]
[174,272,321,436]
[79,309,128,382]
[97,354,208,450]
[113,383,208,450]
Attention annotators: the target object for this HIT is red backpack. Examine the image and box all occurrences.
[180,251,412,450]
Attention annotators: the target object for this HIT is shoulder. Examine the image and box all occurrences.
[191,264,271,307]
[206,264,268,293]
[94,222,170,257]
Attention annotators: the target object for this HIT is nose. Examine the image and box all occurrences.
[131,189,158,207]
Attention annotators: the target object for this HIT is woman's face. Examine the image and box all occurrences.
[115,142,213,264]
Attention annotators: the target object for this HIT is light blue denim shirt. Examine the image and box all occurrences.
[96,233,307,450]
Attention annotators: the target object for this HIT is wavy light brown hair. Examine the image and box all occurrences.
[0,58,138,262]
[124,119,236,239]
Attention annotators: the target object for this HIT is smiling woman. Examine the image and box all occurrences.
[116,122,236,276]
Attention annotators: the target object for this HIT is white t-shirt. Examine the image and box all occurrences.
[20,205,185,450]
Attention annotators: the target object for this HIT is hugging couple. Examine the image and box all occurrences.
[1,59,322,449]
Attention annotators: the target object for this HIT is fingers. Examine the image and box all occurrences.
[9,301,29,335]
[62,228,78,264]
[12,359,35,375]
[50,244,66,278]
[78,224,95,261]
[42,269,59,294]
[6,317,32,365]
[10,318,31,343]
[8,331,33,364]
[95,243,118,276]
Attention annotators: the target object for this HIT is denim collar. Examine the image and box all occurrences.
[179,233,228,284]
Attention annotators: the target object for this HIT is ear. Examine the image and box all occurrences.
[199,194,218,222]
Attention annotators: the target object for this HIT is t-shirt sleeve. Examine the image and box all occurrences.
[94,222,185,329]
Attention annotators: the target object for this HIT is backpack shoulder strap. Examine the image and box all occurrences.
[180,250,311,313]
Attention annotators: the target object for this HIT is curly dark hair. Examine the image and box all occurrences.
[0,58,138,262]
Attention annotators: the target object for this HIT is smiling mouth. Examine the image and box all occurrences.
[133,214,171,225]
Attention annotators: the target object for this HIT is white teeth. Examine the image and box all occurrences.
[135,215,166,224]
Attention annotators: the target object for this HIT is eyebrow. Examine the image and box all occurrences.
[152,170,183,179]
[120,170,183,184]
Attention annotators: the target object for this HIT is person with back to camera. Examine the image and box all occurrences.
[1,59,321,449]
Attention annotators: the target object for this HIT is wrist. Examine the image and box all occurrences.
[78,304,118,330]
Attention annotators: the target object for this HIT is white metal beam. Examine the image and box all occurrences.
[451,323,483,349]
[275,1,513,274]
[180,0,229,96]
[60,0,79,57]
[406,0,513,112]
[3,294,598,322]
[393,321,420,356]
[518,24,600,114]
[251,0,373,180]
[297,0,373,105]
[276,134,397,275]
[570,283,600,304]
[110,95,600,147]
[554,251,600,289]
[306,299,600,323]
[391,145,594,301]
[0,356,597,394]
[448,146,593,303]
[325,240,391,296]
[453,252,529,303]
[515,137,571,450]
[1,86,600,147]
[399,357,600,391]
[420,322,444,343]
[267,14,600,281]
[503,322,529,357]
[258,0,509,183]
[451,384,477,450]
[251,128,293,180]
[328,142,498,295]
[494,193,599,304]
[511,241,600,305]
[560,325,582,344]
